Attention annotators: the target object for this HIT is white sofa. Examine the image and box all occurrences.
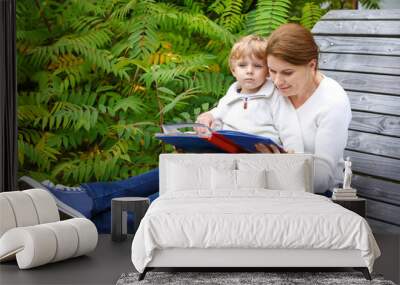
[0,189,98,269]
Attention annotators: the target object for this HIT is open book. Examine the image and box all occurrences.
[155,123,285,153]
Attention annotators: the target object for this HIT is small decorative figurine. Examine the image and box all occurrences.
[343,157,352,189]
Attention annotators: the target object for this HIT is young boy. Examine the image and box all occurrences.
[197,35,303,153]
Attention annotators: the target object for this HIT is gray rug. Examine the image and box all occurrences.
[116,271,396,285]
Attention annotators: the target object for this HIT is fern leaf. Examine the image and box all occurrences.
[192,72,234,98]
[359,0,380,9]
[111,0,153,20]
[16,28,49,45]
[300,2,325,30]
[208,0,227,15]
[159,88,200,115]
[18,105,49,122]
[31,102,100,131]
[18,137,60,170]
[182,0,205,13]
[154,3,235,46]
[127,19,160,59]
[70,16,105,32]
[247,0,292,36]
[113,96,147,114]
[108,121,153,140]
[216,0,246,33]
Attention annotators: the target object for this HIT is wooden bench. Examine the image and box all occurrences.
[312,9,400,234]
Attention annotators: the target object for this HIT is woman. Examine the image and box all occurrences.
[199,23,351,195]
[264,23,351,194]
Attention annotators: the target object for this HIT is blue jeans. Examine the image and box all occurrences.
[82,168,160,233]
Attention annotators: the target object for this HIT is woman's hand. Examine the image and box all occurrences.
[255,143,294,154]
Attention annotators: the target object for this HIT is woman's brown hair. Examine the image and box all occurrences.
[266,23,319,68]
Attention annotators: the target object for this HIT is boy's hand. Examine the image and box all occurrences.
[195,112,214,134]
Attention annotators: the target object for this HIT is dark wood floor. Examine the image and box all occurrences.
[1,234,399,285]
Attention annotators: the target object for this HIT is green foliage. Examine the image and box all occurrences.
[247,0,292,36]
[17,0,379,185]
[17,0,235,185]
[359,0,380,9]
[209,0,246,33]
[300,2,325,30]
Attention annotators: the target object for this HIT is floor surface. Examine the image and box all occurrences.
[1,234,399,285]
[0,235,134,285]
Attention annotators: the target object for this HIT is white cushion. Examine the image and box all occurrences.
[266,166,307,191]
[159,154,314,194]
[0,189,59,237]
[1,191,40,227]
[237,155,312,192]
[211,168,236,190]
[166,159,236,192]
[168,162,211,191]
[65,218,98,257]
[0,196,17,237]
[0,218,97,269]
[42,222,79,262]
[237,169,267,189]
[0,225,58,268]
[211,169,267,192]
[24,189,60,224]
[0,189,98,269]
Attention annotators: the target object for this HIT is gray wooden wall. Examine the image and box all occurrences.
[312,10,400,234]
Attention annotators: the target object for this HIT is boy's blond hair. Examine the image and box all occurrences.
[229,35,268,70]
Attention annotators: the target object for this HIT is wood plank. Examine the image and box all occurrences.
[344,150,400,181]
[313,20,400,36]
[323,70,400,95]
[319,53,400,75]
[347,130,400,159]
[368,218,400,235]
[321,10,400,20]
[350,111,400,137]
[365,198,400,226]
[315,36,400,56]
[348,91,400,116]
[352,174,400,206]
